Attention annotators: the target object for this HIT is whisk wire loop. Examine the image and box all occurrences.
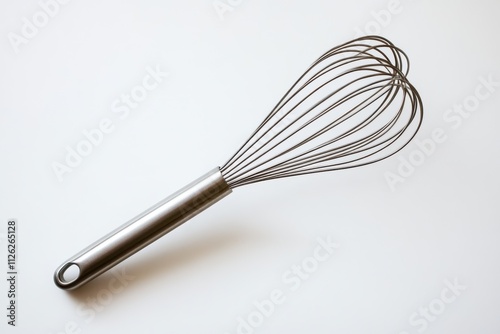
[221,36,423,188]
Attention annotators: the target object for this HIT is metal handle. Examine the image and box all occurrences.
[54,167,232,290]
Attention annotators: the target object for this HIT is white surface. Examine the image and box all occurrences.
[1,0,499,333]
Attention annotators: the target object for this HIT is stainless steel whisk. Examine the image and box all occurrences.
[55,36,423,289]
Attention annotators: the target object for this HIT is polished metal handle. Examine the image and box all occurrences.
[54,167,232,290]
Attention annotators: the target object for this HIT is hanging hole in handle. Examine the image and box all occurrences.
[59,263,80,283]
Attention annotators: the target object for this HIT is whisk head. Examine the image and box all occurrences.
[221,35,423,188]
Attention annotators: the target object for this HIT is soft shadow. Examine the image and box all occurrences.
[65,222,261,302]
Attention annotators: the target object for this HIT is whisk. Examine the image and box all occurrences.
[54,35,423,289]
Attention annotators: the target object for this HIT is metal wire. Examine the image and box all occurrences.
[221,35,423,188]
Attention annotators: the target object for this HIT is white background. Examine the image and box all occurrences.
[1,0,500,333]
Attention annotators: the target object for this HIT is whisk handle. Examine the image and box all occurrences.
[54,167,232,290]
